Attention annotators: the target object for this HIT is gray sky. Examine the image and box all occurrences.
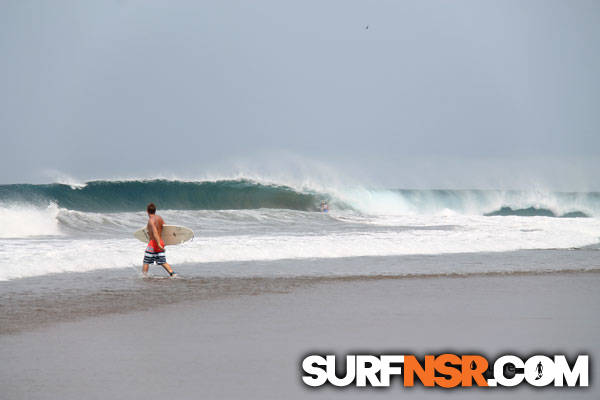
[1,0,599,189]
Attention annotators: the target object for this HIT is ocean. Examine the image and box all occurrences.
[1,178,600,282]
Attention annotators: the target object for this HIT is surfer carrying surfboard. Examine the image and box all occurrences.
[142,203,177,277]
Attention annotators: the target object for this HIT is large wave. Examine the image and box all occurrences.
[0,179,321,212]
[1,178,599,217]
[2,178,600,280]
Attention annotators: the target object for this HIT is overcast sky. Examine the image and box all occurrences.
[1,0,599,189]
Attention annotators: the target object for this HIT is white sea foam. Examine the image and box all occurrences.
[328,187,600,217]
[0,203,63,238]
[1,210,599,281]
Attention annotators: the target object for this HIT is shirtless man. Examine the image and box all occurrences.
[142,203,176,277]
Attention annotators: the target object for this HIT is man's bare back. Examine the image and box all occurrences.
[147,214,165,250]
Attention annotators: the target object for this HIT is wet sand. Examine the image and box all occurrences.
[1,272,599,399]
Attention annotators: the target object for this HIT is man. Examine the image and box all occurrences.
[142,203,177,277]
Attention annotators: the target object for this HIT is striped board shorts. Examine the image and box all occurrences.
[143,245,167,265]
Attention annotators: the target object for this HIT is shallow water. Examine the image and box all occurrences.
[2,248,599,335]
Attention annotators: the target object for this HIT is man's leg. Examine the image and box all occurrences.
[143,263,150,275]
[160,263,176,276]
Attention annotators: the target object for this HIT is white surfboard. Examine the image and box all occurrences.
[133,225,194,246]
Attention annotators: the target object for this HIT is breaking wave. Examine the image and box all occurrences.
[0,179,319,212]
[0,179,599,217]
[1,178,600,280]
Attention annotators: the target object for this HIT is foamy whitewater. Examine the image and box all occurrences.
[1,178,600,281]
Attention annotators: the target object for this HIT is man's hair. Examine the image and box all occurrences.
[147,203,157,214]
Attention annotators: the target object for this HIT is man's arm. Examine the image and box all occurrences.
[150,220,164,251]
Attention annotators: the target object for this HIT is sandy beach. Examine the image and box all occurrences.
[1,270,598,399]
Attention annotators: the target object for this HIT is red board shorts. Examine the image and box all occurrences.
[143,239,166,265]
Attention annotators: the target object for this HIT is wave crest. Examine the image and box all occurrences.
[0,179,321,212]
[0,179,598,217]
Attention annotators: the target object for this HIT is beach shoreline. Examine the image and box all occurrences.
[1,270,598,399]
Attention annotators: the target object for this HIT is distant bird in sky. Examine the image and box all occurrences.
[365,25,369,30]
